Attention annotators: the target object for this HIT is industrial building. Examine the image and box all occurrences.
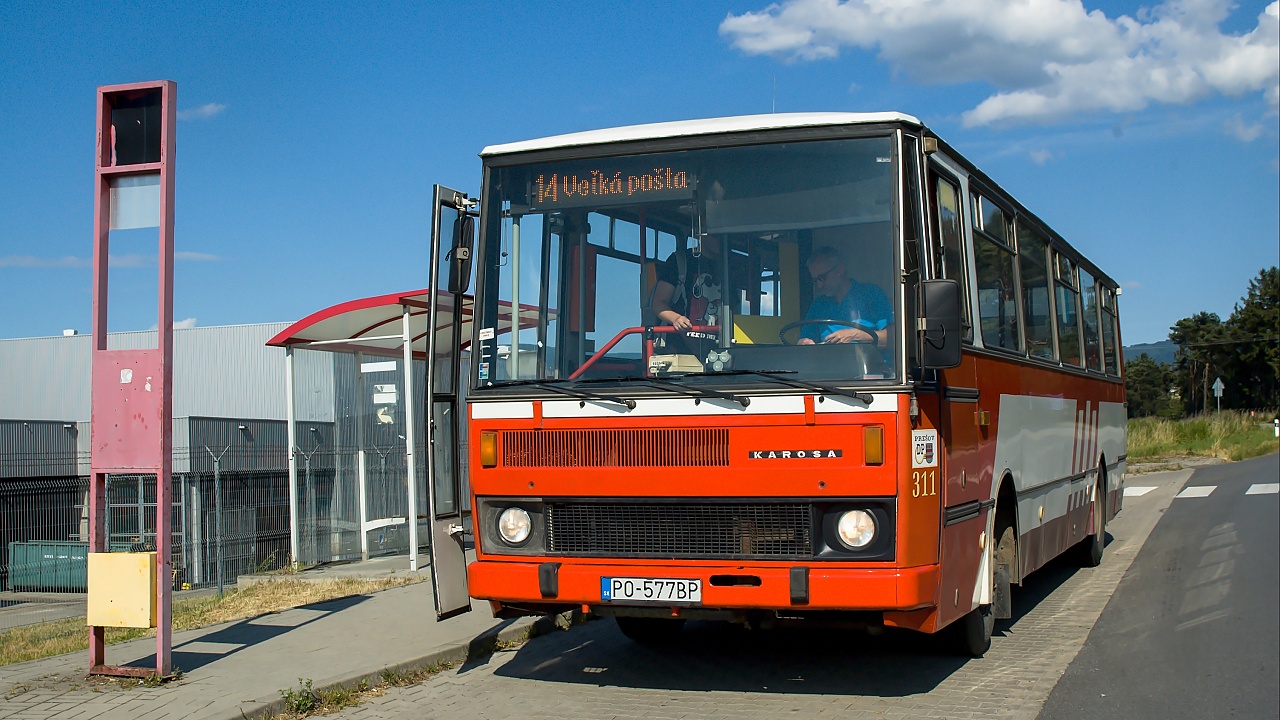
[0,322,428,596]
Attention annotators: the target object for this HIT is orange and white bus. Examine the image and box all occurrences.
[419,113,1127,656]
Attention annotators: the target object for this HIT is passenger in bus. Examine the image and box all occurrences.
[651,235,723,357]
[797,246,893,348]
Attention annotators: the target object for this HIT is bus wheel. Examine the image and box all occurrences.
[953,519,1013,657]
[615,616,686,643]
[1074,472,1106,568]
[953,601,993,658]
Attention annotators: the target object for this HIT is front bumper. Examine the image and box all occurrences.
[468,559,937,611]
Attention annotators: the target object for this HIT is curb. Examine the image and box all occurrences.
[230,609,583,720]
[235,572,430,590]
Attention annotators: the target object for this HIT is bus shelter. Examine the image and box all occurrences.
[267,289,533,571]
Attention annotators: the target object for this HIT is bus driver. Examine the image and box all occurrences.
[798,246,893,348]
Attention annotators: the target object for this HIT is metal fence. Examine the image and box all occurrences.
[0,441,429,632]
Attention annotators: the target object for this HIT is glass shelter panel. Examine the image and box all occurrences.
[475,137,900,388]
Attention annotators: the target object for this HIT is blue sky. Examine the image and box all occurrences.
[1,0,1276,345]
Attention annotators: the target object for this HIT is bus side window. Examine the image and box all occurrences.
[1079,267,1103,372]
[902,135,924,376]
[1017,221,1055,360]
[928,171,972,342]
[972,194,1020,352]
[1101,285,1120,375]
[1054,252,1083,367]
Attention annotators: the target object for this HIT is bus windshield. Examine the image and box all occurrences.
[472,136,900,389]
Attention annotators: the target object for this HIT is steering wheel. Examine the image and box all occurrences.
[778,319,875,346]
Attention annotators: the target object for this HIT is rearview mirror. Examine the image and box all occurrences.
[448,214,474,294]
[920,279,962,369]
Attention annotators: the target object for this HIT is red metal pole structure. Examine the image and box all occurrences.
[88,80,176,677]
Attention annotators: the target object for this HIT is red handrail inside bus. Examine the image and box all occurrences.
[568,325,719,380]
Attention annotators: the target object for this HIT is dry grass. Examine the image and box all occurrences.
[0,576,423,668]
[1129,410,1279,462]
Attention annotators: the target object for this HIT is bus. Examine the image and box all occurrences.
[418,112,1127,656]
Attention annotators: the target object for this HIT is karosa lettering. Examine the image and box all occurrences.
[535,167,688,203]
[748,449,843,459]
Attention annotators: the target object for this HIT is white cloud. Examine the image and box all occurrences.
[176,251,220,261]
[1122,280,1144,289]
[177,103,227,121]
[721,0,1280,126]
[1223,112,1265,140]
[147,318,199,331]
[1029,148,1054,164]
[108,254,151,268]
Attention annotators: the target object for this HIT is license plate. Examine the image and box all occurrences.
[601,577,702,604]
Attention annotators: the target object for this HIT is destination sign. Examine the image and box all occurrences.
[528,165,693,209]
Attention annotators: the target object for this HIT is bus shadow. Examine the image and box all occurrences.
[494,618,966,696]
[495,537,1110,696]
[995,531,1113,636]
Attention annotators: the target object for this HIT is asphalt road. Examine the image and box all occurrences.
[1039,453,1280,720]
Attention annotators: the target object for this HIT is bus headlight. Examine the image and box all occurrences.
[497,507,532,545]
[836,509,876,550]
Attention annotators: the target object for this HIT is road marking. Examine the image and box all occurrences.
[1175,486,1216,498]
[1176,608,1231,632]
[1245,483,1278,495]
[1123,486,1156,497]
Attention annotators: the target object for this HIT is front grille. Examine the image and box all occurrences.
[503,429,729,468]
[546,501,813,559]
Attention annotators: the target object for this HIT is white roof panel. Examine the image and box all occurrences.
[481,112,922,157]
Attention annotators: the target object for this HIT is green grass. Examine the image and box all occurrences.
[1129,410,1279,462]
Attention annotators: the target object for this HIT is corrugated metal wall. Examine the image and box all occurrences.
[0,334,93,422]
[0,323,335,423]
[0,420,80,479]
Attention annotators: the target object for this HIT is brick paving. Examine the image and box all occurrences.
[325,470,1191,720]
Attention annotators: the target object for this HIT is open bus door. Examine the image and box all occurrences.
[425,185,475,620]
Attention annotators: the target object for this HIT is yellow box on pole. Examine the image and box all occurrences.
[87,552,157,628]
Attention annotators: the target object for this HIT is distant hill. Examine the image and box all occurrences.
[1124,340,1178,365]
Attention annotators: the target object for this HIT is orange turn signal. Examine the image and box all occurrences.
[864,426,884,466]
[480,431,497,468]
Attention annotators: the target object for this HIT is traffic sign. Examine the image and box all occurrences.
[1212,377,1225,397]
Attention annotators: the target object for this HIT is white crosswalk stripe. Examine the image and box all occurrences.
[1245,483,1279,495]
[1175,486,1216,498]
[1123,486,1156,497]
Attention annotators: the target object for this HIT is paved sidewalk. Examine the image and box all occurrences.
[0,558,568,720]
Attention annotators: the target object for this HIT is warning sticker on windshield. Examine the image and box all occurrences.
[912,430,938,468]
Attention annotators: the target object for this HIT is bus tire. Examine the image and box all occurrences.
[615,616,686,643]
[953,601,993,658]
[953,511,1013,657]
[1073,470,1106,568]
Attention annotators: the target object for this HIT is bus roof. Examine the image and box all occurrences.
[480,112,922,158]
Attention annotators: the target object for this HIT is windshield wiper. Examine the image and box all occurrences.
[579,375,750,408]
[689,369,874,405]
[483,379,636,410]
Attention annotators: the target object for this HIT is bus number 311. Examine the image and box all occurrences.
[912,470,939,498]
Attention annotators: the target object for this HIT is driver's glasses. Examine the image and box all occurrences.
[811,264,840,286]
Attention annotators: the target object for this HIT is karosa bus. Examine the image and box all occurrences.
[418,113,1127,656]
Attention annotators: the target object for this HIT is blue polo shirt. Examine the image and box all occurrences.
[800,281,893,343]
